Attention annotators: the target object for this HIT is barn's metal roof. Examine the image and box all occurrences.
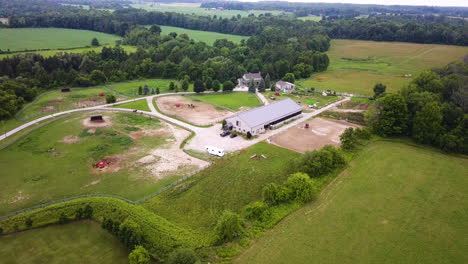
[228,98,302,128]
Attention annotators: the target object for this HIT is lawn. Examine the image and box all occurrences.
[113,99,151,112]
[160,25,248,45]
[298,15,322,21]
[0,44,136,59]
[142,143,300,238]
[236,141,468,264]
[189,92,263,111]
[263,90,340,112]
[132,2,287,18]
[0,221,128,264]
[0,111,187,215]
[0,28,121,52]
[298,39,468,95]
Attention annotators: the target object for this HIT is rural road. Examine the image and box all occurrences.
[0,91,349,155]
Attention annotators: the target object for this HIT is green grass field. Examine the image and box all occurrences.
[132,2,287,18]
[263,90,340,111]
[160,25,248,45]
[0,221,128,264]
[143,143,300,237]
[0,28,121,52]
[236,141,468,264]
[0,111,189,215]
[16,79,179,122]
[0,44,136,59]
[113,99,151,112]
[298,39,468,95]
[297,15,322,21]
[189,92,262,111]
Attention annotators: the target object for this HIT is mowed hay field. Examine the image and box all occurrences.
[160,25,248,45]
[0,221,128,264]
[189,92,263,111]
[298,39,468,95]
[236,141,468,264]
[0,28,121,52]
[132,2,286,18]
[0,111,206,215]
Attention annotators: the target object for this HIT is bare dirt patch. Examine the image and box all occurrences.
[61,135,80,144]
[87,128,96,134]
[82,115,112,128]
[41,106,56,112]
[9,191,29,204]
[136,122,210,179]
[269,117,360,153]
[75,99,104,107]
[47,100,64,104]
[156,95,233,126]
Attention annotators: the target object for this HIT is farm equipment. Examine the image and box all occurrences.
[304,123,310,129]
[95,160,107,168]
[175,103,182,107]
[99,93,105,97]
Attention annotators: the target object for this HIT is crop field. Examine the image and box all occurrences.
[236,141,468,264]
[0,111,208,215]
[0,221,128,264]
[132,2,287,18]
[143,143,300,237]
[298,39,468,95]
[0,28,121,52]
[160,25,248,45]
[0,45,137,59]
[189,92,262,111]
[15,79,179,122]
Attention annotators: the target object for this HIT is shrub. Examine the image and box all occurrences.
[322,145,347,168]
[129,245,151,264]
[106,94,116,103]
[25,217,33,228]
[354,127,372,140]
[119,219,144,249]
[262,183,290,205]
[295,146,346,177]
[167,248,199,264]
[243,202,271,221]
[215,211,245,243]
[222,80,234,91]
[285,173,317,203]
[340,127,358,150]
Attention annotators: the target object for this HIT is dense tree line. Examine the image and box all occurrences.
[368,61,468,154]
[201,1,468,18]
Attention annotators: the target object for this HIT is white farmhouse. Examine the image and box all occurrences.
[275,81,295,93]
[225,98,302,136]
[237,72,263,87]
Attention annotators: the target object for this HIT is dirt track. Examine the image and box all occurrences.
[270,117,360,153]
[155,95,233,126]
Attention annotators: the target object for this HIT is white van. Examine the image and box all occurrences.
[206,146,225,157]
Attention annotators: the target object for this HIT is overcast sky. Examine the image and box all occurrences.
[241,0,468,7]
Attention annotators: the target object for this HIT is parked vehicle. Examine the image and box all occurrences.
[206,146,225,157]
[220,130,230,137]
[230,134,238,138]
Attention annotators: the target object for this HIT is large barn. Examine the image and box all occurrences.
[226,98,302,136]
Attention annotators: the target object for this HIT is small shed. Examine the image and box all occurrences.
[90,115,104,122]
[61,88,71,93]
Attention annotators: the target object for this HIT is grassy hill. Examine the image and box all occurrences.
[236,140,468,264]
[0,28,121,52]
[298,39,468,95]
[0,221,128,264]
[160,25,248,45]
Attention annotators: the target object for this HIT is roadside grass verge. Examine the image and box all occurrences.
[189,92,263,111]
[235,140,468,264]
[0,220,129,264]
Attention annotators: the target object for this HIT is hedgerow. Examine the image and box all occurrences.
[0,197,199,258]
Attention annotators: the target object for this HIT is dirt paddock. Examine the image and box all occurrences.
[269,117,360,153]
[156,95,233,126]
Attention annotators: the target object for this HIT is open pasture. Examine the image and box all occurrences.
[143,143,300,236]
[270,117,360,153]
[0,44,136,59]
[160,25,248,45]
[189,92,262,111]
[156,95,233,126]
[298,39,468,95]
[132,2,287,18]
[0,221,128,264]
[298,15,322,21]
[236,141,468,264]
[0,28,121,52]
[0,111,208,215]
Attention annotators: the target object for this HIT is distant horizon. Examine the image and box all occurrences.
[236,0,468,8]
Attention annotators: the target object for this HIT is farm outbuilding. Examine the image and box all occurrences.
[90,115,104,122]
[61,88,71,93]
[226,98,302,136]
[275,81,295,93]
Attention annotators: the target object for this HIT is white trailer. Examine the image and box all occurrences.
[206,146,225,157]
